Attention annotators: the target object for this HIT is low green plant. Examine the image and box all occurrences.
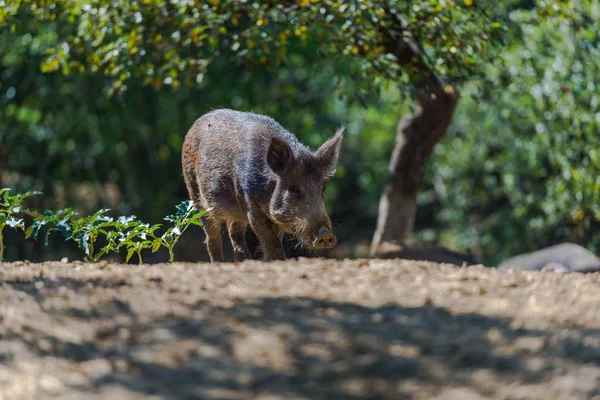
[155,201,208,263]
[1,188,208,263]
[0,189,42,261]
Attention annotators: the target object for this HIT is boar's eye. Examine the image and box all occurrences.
[288,185,302,196]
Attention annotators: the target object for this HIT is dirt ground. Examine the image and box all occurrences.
[1,258,600,400]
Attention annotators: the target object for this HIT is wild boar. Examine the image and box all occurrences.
[182,109,344,262]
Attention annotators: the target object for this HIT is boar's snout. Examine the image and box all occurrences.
[313,227,337,250]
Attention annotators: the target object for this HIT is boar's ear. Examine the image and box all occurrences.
[267,136,293,174]
[315,125,345,178]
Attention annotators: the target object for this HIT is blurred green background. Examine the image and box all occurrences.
[1,1,598,265]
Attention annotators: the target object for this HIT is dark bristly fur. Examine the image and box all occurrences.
[182,109,344,262]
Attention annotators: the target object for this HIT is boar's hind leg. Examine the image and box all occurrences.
[201,216,224,262]
[227,221,252,263]
[182,139,203,210]
[248,214,286,261]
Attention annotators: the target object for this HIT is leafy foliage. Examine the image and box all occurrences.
[2,0,507,95]
[158,201,208,263]
[1,189,207,263]
[417,3,600,263]
[0,189,42,259]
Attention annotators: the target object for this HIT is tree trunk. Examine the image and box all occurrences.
[370,17,460,256]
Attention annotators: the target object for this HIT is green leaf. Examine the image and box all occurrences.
[88,208,111,222]
[29,220,47,240]
[164,214,178,223]
[20,190,43,200]
[152,239,162,253]
[176,200,194,216]
[118,215,137,223]
[162,231,174,245]
[126,248,135,263]
[76,231,92,256]
[57,220,72,239]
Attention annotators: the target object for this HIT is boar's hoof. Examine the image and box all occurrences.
[314,229,337,250]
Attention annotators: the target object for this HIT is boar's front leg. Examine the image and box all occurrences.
[248,212,286,261]
[227,221,252,262]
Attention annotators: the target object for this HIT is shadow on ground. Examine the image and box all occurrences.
[2,271,600,399]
